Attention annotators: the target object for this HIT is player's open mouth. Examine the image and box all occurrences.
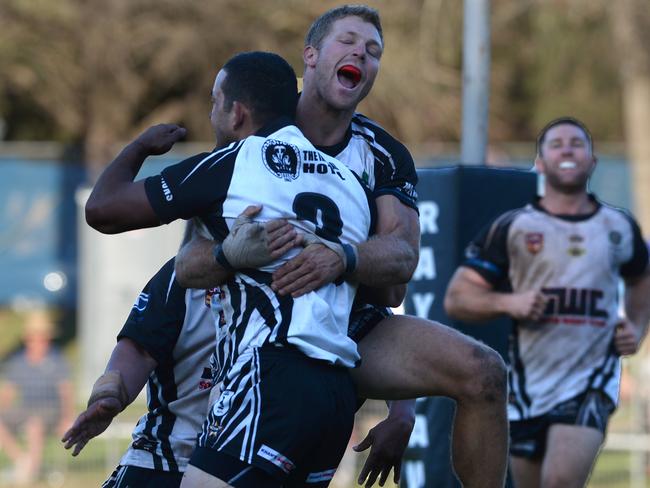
[337,65,362,89]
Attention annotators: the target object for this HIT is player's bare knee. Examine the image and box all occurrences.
[459,344,507,405]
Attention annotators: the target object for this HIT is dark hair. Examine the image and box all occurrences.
[221,51,298,124]
[305,4,383,49]
[536,117,593,156]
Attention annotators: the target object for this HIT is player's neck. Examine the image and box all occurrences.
[539,187,595,216]
[296,92,354,147]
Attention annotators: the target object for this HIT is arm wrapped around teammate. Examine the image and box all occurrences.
[300,232,358,275]
[218,205,277,269]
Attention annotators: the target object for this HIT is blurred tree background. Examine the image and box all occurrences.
[0,0,648,214]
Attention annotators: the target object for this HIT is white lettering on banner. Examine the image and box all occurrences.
[412,293,435,319]
[404,461,426,488]
[413,247,436,281]
[418,201,439,234]
[408,414,430,448]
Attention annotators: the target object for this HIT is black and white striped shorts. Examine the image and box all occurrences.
[102,464,183,488]
[193,345,357,485]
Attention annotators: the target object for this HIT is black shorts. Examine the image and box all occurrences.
[102,465,183,488]
[348,303,392,343]
[192,346,357,485]
[510,389,616,460]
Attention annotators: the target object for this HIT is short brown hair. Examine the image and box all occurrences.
[305,5,383,49]
[536,117,593,156]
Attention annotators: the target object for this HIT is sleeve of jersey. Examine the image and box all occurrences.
[143,150,236,224]
[620,214,649,278]
[461,216,511,287]
[117,259,188,367]
[373,138,419,212]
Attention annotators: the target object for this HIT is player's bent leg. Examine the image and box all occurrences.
[352,315,509,488]
[540,424,604,488]
[510,456,542,488]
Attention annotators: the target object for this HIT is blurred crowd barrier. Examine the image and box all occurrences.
[2,393,650,487]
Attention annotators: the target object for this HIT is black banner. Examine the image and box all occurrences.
[401,166,537,488]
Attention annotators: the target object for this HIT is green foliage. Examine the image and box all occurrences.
[0,0,646,170]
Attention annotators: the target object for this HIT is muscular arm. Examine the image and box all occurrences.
[444,266,548,322]
[175,233,233,289]
[85,124,186,234]
[272,195,419,302]
[616,271,650,355]
[105,338,158,403]
[62,338,158,455]
[624,271,650,335]
[352,195,420,286]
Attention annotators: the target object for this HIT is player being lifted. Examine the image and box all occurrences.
[176,6,509,487]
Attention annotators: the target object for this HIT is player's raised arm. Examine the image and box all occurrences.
[85,124,186,234]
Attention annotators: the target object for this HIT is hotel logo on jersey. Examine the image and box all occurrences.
[262,140,301,181]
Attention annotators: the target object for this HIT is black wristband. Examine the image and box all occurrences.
[342,243,357,274]
[213,244,235,272]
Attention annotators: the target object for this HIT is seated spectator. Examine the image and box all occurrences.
[0,310,73,484]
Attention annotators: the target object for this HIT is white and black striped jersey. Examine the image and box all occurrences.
[117,258,215,472]
[144,118,374,373]
[317,113,418,212]
[317,113,419,323]
[463,197,649,420]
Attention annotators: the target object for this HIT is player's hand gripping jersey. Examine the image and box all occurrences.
[464,199,649,420]
[144,118,374,375]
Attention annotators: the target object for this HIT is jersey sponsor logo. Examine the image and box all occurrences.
[257,444,296,474]
[401,181,418,201]
[306,469,336,483]
[568,234,586,257]
[205,287,219,308]
[525,232,544,254]
[541,287,608,326]
[132,436,158,454]
[302,161,346,181]
[132,292,149,312]
[199,367,213,390]
[568,247,586,257]
[262,140,301,181]
[214,389,234,416]
[160,176,173,201]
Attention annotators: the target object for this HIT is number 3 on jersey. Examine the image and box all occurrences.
[293,193,343,243]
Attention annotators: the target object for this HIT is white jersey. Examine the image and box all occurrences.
[464,197,648,420]
[117,259,215,471]
[145,118,373,377]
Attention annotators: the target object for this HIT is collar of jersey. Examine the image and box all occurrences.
[315,124,353,157]
[532,194,601,222]
[255,116,296,138]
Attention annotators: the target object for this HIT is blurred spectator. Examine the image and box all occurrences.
[0,310,73,484]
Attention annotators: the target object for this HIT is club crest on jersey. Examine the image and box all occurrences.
[525,232,544,254]
[262,140,301,181]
